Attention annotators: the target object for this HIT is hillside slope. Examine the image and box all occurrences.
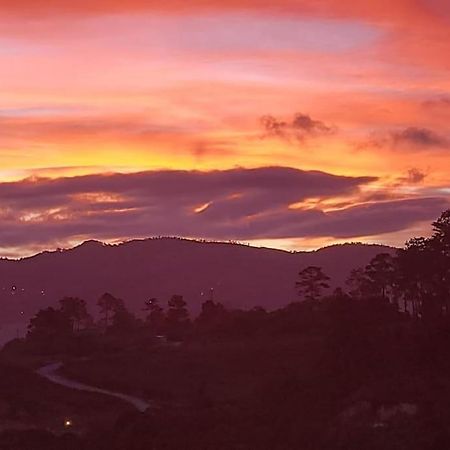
[0,238,392,341]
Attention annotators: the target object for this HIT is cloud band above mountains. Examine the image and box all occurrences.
[0,167,447,256]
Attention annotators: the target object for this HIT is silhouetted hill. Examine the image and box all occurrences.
[0,238,392,342]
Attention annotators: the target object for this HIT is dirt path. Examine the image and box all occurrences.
[36,362,150,412]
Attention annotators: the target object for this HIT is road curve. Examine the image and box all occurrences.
[36,362,150,412]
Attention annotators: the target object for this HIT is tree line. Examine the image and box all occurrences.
[26,292,192,346]
[25,209,450,352]
[297,209,450,323]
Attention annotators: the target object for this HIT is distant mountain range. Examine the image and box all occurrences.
[0,238,392,343]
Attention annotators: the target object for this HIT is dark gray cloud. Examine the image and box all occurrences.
[391,127,448,149]
[361,126,449,152]
[0,167,447,255]
[291,113,332,134]
[261,112,334,142]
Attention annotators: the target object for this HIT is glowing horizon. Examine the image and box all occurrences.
[0,0,449,257]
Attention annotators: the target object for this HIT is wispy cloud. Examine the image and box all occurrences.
[398,168,427,184]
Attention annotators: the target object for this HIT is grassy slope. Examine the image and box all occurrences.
[61,337,322,405]
[0,361,133,434]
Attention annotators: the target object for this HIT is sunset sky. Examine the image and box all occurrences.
[0,0,449,257]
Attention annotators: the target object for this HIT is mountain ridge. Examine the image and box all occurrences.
[0,238,393,343]
[1,236,394,262]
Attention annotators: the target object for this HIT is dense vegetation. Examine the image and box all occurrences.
[0,210,449,449]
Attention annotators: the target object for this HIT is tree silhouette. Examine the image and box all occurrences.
[144,298,165,336]
[27,307,72,343]
[196,299,227,335]
[166,295,190,341]
[296,266,330,301]
[431,210,450,313]
[346,267,370,299]
[198,299,226,323]
[97,292,122,329]
[110,303,138,334]
[59,296,91,332]
[364,253,395,301]
[397,237,440,319]
[432,209,450,252]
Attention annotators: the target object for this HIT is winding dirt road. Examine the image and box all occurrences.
[36,362,150,412]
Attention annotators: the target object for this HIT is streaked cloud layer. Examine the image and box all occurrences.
[0,0,449,256]
[1,167,447,257]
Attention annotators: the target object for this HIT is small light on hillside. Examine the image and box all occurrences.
[64,419,73,428]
